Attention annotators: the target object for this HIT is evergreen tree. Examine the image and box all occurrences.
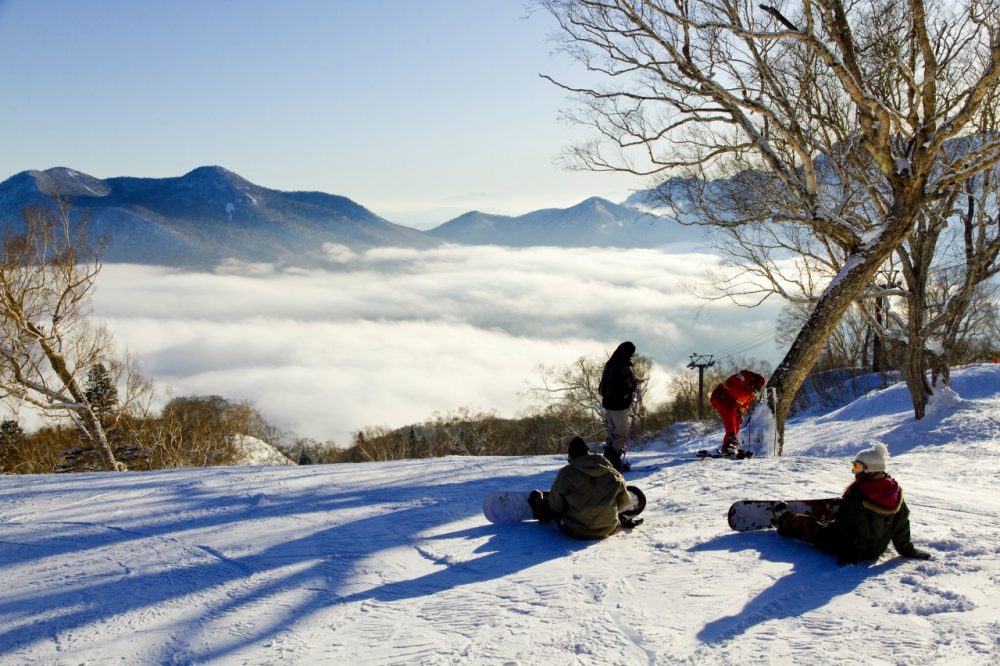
[0,418,24,442]
[84,363,119,427]
[0,418,26,472]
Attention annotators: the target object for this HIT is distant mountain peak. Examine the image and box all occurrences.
[178,165,256,192]
[0,165,440,267]
[181,165,244,181]
[569,196,615,214]
[27,167,111,198]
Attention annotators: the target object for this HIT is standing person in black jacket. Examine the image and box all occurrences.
[598,341,638,472]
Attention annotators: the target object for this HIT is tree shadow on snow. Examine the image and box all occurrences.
[690,531,908,643]
[0,462,587,664]
[334,521,591,605]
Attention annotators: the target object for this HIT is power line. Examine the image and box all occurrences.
[710,327,779,360]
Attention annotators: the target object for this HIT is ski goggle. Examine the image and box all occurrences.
[851,461,866,473]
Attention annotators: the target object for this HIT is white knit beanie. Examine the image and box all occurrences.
[854,442,889,473]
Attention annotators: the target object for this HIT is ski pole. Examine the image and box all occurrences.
[623,385,642,459]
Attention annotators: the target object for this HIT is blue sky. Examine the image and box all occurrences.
[0,0,642,227]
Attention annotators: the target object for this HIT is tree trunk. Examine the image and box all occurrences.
[38,337,122,471]
[900,339,931,419]
[768,199,921,454]
[898,241,934,419]
[75,401,121,471]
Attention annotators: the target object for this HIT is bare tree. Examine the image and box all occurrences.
[529,355,610,440]
[528,352,653,440]
[777,299,873,371]
[538,0,1000,451]
[924,163,1000,383]
[152,395,267,468]
[864,150,1000,417]
[0,202,124,470]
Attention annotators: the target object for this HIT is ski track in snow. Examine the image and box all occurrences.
[1,365,1000,664]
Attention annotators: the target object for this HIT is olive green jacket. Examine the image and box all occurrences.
[548,454,630,539]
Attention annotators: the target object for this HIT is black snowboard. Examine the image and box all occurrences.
[727,497,842,532]
[696,448,754,460]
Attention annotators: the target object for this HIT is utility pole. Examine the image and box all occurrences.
[687,354,715,419]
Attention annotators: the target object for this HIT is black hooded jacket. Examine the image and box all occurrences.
[599,342,637,410]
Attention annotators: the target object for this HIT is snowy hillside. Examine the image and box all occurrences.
[1,364,998,665]
[234,435,295,467]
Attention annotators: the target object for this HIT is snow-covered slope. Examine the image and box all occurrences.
[1,364,998,664]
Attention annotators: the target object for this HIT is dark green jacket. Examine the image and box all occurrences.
[818,483,920,564]
[548,454,630,539]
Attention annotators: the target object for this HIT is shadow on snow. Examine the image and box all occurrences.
[690,531,908,643]
[0,461,582,663]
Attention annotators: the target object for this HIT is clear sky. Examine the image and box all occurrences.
[0,0,643,228]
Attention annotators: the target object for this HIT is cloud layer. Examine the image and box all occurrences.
[90,246,783,446]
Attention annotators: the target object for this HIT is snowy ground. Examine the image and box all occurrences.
[2,365,999,665]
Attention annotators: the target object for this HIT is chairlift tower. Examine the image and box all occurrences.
[687,354,715,420]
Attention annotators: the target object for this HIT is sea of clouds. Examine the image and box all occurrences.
[89,245,783,447]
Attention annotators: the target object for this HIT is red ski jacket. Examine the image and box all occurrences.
[716,370,766,410]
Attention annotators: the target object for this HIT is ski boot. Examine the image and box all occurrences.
[528,490,554,522]
[720,434,741,457]
[770,501,789,527]
[603,444,625,472]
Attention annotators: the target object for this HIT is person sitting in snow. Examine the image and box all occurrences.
[775,443,932,565]
[710,368,766,455]
[528,436,635,539]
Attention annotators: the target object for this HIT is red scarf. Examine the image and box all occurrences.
[850,475,901,509]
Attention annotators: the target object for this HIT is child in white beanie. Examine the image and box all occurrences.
[776,442,932,564]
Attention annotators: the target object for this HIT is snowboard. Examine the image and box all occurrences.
[482,491,535,523]
[696,448,754,460]
[483,485,646,524]
[727,497,842,532]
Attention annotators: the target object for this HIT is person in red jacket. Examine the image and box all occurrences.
[710,369,766,454]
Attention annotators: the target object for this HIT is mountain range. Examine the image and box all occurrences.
[0,166,701,267]
[425,196,700,248]
[0,166,437,267]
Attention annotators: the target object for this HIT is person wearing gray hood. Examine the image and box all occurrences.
[530,436,631,539]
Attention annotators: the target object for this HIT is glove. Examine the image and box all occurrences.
[910,548,932,560]
[619,515,644,529]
